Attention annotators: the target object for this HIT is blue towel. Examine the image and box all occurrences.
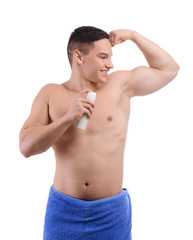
[43,185,132,240]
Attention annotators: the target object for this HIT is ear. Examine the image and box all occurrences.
[73,50,83,65]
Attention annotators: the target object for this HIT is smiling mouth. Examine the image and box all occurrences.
[100,70,109,75]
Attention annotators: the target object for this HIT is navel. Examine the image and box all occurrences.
[85,182,89,187]
[107,115,113,121]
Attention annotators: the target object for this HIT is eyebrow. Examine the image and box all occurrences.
[97,52,113,57]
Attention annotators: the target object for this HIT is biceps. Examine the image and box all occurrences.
[130,66,174,97]
[26,103,50,128]
[22,99,50,130]
[19,103,49,147]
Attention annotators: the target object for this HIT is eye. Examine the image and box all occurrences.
[100,56,106,59]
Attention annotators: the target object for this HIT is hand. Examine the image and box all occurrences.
[66,89,95,122]
[109,29,133,47]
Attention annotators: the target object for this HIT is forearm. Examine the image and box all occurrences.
[19,114,73,158]
[131,31,179,72]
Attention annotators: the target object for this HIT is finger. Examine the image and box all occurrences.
[111,42,116,47]
[76,98,95,108]
[77,89,92,98]
[82,102,94,113]
[113,35,120,45]
[83,107,92,118]
[81,98,95,108]
[110,36,115,45]
[110,34,120,46]
[111,39,125,47]
[109,32,115,45]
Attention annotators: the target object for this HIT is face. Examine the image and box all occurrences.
[80,39,114,84]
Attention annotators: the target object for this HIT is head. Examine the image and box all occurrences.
[67,26,111,66]
[67,26,114,84]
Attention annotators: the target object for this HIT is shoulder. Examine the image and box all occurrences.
[39,83,62,92]
[37,83,64,97]
[31,83,64,105]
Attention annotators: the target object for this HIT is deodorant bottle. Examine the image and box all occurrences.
[76,92,96,130]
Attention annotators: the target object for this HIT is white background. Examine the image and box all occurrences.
[0,0,192,239]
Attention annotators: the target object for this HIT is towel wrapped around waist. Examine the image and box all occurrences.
[43,185,132,240]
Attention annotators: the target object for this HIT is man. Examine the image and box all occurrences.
[19,26,179,239]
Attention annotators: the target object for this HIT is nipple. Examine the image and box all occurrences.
[107,115,113,121]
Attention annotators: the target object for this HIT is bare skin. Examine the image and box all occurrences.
[19,30,179,200]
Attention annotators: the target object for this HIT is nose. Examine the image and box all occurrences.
[106,59,114,69]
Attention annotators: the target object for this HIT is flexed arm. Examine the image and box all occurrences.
[109,29,180,96]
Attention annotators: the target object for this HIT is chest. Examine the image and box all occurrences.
[49,84,130,136]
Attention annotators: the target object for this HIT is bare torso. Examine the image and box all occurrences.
[20,30,179,201]
[49,76,131,200]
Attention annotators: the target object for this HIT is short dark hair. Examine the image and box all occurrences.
[67,26,110,66]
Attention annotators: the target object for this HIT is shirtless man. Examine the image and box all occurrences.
[19,26,179,239]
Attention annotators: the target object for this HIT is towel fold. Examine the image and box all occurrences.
[43,185,132,240]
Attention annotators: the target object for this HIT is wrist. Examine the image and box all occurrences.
[129,30,137,42]
[63,113,74,125]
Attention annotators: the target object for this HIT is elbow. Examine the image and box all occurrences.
[173,62,180,77]
[19,130,34,158]
[22,152,31,159]
[169,63,180,80]
[20,146,31,158]
[19,140,47,158]
[175,63,180,74]
[19,142,33,158]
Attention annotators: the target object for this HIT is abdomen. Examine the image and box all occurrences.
[53,133,125,200]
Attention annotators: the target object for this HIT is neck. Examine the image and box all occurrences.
[65,71,103,93]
